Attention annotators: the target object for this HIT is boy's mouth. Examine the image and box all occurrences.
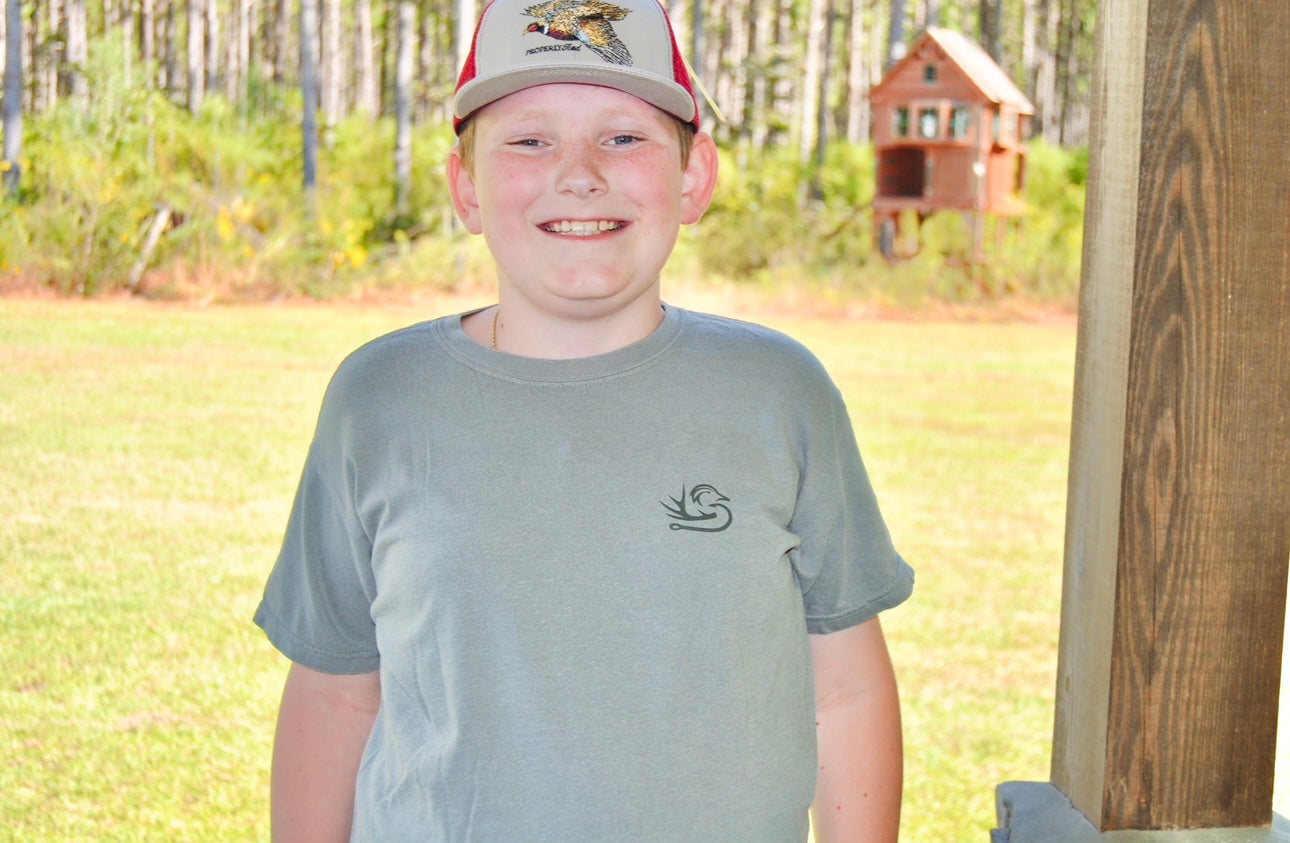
[540,220,625,236]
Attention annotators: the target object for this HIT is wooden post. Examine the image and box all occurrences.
[1049,0,1290,831]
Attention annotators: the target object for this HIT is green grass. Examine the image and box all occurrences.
[0,294,1079,840]
[777,313,1074,840]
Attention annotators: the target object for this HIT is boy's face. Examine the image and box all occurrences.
[447,83,717,323]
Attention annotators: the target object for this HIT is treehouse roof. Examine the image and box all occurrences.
[871,27,1035,114]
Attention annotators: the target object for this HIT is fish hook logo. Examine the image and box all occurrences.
[661,484,733,533]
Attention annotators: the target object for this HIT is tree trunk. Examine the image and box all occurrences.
[164,0,178,97]
[271,0,289,83]
[808,0,834,202]
[764,0,791,148]
[42,0,58,111]
[321,0,340,133]
[842,0,868,143]
[690,0,704,80]
[238,0,251,104]
[3,0,22,197]
[188,0,204,112]
[1021,0,1035,132]
[140,0,155,88]
[1057,0,1076,145]
[122,1,134,89]
[300,0,319,189]
[393,0,412,214]
[379,0,391,117]
[739,0,763,147]
[353,0,377,118]
[224,0,238,100]
[799,0,827,171]
[205,0,219,97]
[715,0,745,140]
[978,0,999,60]
[712,0,740,143]
[885,0,905,70]
[414,0,430,120]
[925,0,941,27]
[454,0,474,76]
[65,0,88,110]
[1036,0,1057,141]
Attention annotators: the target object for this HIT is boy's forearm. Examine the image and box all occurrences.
[809,619,903,843]
[271,663,381,843]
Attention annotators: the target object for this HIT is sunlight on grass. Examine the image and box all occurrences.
[768,315,1074,841]
[18,294,1278,840]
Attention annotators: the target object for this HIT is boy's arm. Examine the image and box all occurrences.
[271,662,381,843]
[809,617,903,843]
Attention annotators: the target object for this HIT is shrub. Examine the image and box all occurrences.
[0,34,467,299]
[1,41,1088,306]
[982,140,1086,301]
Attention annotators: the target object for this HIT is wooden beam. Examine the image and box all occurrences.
[1050,0,1290,831]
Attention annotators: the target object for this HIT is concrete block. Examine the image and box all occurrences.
[993,782,1290,843]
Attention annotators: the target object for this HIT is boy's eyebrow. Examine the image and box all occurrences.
[494,112,668,132]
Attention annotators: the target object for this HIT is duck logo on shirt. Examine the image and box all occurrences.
[661,484,733,533]
[522,0,634,66]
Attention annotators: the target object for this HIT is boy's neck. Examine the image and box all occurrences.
[470,290,667,360]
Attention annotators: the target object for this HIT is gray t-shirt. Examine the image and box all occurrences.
[255,305,913,842]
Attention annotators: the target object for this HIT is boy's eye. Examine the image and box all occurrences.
[608,134,642,146]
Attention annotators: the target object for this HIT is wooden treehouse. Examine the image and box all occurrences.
[867,27,1034,261]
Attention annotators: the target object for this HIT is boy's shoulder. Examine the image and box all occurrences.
[679,308,831,377]
[330,318,435,378]
[316,316,451,415]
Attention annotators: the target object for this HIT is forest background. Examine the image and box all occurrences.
[0,0,1094,303]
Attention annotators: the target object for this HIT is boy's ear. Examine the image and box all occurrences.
[446,149,484,235]
[680,132,720,226]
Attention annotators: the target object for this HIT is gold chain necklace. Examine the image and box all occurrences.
[490,308,499,351]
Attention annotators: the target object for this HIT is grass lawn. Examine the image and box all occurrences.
[1,293,1282,840]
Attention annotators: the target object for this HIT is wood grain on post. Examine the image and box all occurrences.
[1051,0,1290,831]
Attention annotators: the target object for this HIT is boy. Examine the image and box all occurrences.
[255,0,914,840]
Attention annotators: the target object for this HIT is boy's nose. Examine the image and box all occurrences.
[555,144,608,197]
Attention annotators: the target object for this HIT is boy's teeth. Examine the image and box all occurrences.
[548,220,620,236]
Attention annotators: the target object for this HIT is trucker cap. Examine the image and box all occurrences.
[452,0,700,132]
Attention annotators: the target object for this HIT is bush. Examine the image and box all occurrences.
[690,138,1084,307]
[982,140,1086,301]
[0,35,467,299]
[0,41,1088,305]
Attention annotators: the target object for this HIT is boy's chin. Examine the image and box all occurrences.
[508,277,663,314]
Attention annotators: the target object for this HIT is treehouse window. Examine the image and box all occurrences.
[949,106,970,138]
[919,108,939,139]
[923,64,938,84]
[894,106,910,137]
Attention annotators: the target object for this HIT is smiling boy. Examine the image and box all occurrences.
[256,0,913,840]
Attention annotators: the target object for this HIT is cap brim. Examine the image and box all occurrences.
[454,65,698,127]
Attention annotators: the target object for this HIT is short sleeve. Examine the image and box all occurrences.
[254,442,381,675]
[790,377,914,635]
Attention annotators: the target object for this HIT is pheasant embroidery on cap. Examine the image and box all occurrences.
[523,0,634,65]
